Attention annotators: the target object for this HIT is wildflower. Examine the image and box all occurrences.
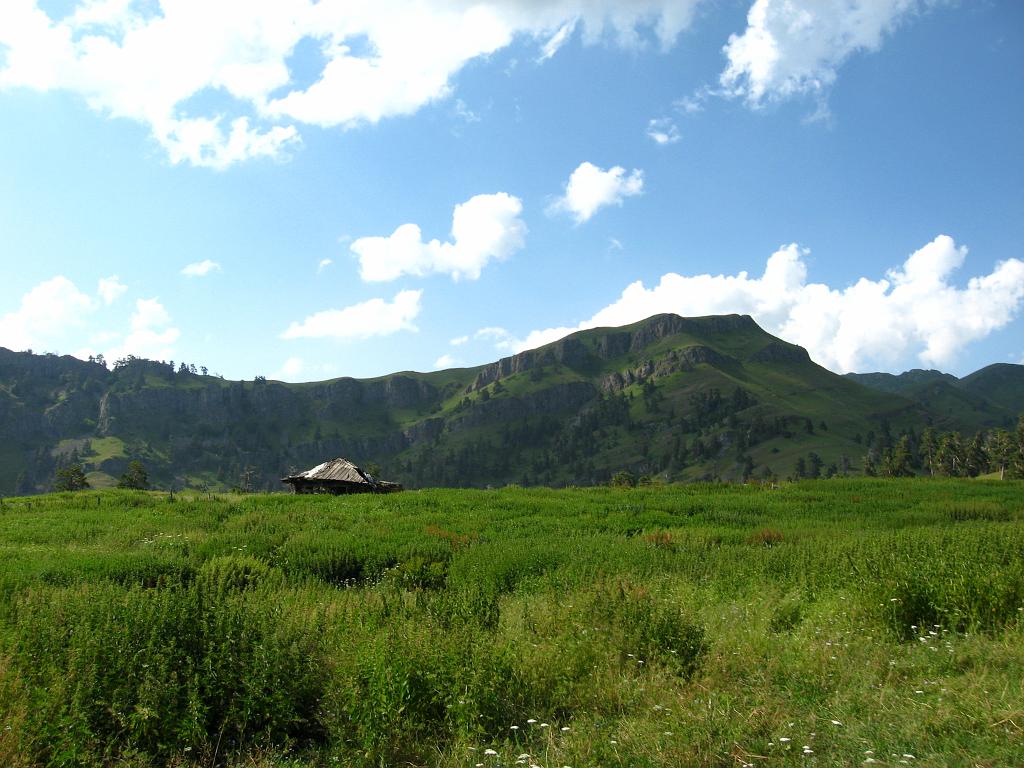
[527,718,537,724]
[540,722,549,728]
[561,726,570,731]
[511,725,520,730]
[484,748,498,756]
[830,720,842,726]
[779,737,791,743]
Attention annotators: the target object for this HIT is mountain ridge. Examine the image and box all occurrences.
[1,313,1019,494]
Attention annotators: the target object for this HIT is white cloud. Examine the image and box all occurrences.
[0,1,703,167]
[97,274,127,305]
[475,326,514,343]
[181,259,221,277]
[453,98,481,123]
[0,276,96,351]
[433,353,461,369]
[721,0,925,106]
[549,162,644,223]
[500,235,1024,373]
[277,356,305,380]
[450,335,470,346]
[675,92,706,113]
[351,192,526,282]
[317,258,333,273]
[105,297,181,361]
[538,19,577,62]
[271,355,340,381]
[281,289,422,340]
[647,117,680,145]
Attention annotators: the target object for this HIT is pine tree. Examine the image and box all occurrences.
[54,464,90,492]
[117,461,149,490]
[986,430,1014,480]
[964,432,987,478]
[935,432,965,477]
[1013,416,1024,479]
[793,456,807,479]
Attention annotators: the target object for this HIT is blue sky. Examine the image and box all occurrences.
[1,0,1022,382]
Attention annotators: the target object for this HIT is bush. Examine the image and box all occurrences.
[610,470,638,488]
[7,581,326,763]
[748,527,784,546]
[117,461,150,490]
[54,464,90,492]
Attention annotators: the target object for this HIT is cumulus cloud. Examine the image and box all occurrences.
[97,274,127,305]
[352,192,526,282]
[0,1,703,167]
[721,0,925,105]
[549,162,644,223]
[281,289,422,340]
[275,356,306,381]
[0,276,96,351]
[181,259,221,277]
[647,117,680,145]
[433,353,461,369]
[105,297,181,361]
[450,335,470,346]
[496,236,1024,373]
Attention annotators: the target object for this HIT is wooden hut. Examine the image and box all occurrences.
[281,458,403,495]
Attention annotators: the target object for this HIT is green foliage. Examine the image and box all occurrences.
[54,463,90,491]
[8,317,1020,495]
[610,469,638,488]
[8,580,325,763]
[0,481,1022,766]
[117,460,150,490]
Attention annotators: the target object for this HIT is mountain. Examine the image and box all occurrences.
[0,314,1015,494]
[844,369,957,395]
[845,364,1023,432]
[957,364,1024,415]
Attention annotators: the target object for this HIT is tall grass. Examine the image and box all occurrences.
[0,480,1021,766]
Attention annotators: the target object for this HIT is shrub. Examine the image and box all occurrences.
[610,470,638,488]
[643,530,676,551]
[748,527,784,546]
[768,592,805,633]
[8,581,325,764]
[117,461,150,490]
[54,464,90,492]
[592,580,707,678]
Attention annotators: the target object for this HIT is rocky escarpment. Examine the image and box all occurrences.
[469,314,761,391]
[747,340,811,364]
[447,382,598,433]
[600,345,734,393]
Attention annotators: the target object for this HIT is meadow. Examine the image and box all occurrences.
[0,480,1021,767]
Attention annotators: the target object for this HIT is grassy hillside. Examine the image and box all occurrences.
[958,363,1024,414]
[0,480,1021,766]
[847,364,1024,431]
[1,315,1019,494]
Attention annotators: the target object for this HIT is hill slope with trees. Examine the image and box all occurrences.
[1,314,1021,493]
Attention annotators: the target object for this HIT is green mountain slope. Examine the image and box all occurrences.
[957,363,1024,415]
[0,314,1012,494]
[844,369,956,395]
[846,363,1023,431]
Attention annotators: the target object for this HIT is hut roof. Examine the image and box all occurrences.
[282,458,374,485]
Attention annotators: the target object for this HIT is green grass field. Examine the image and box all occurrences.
[0,480,1022,767]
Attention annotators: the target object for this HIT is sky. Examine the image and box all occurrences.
[0,0,1022,382]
